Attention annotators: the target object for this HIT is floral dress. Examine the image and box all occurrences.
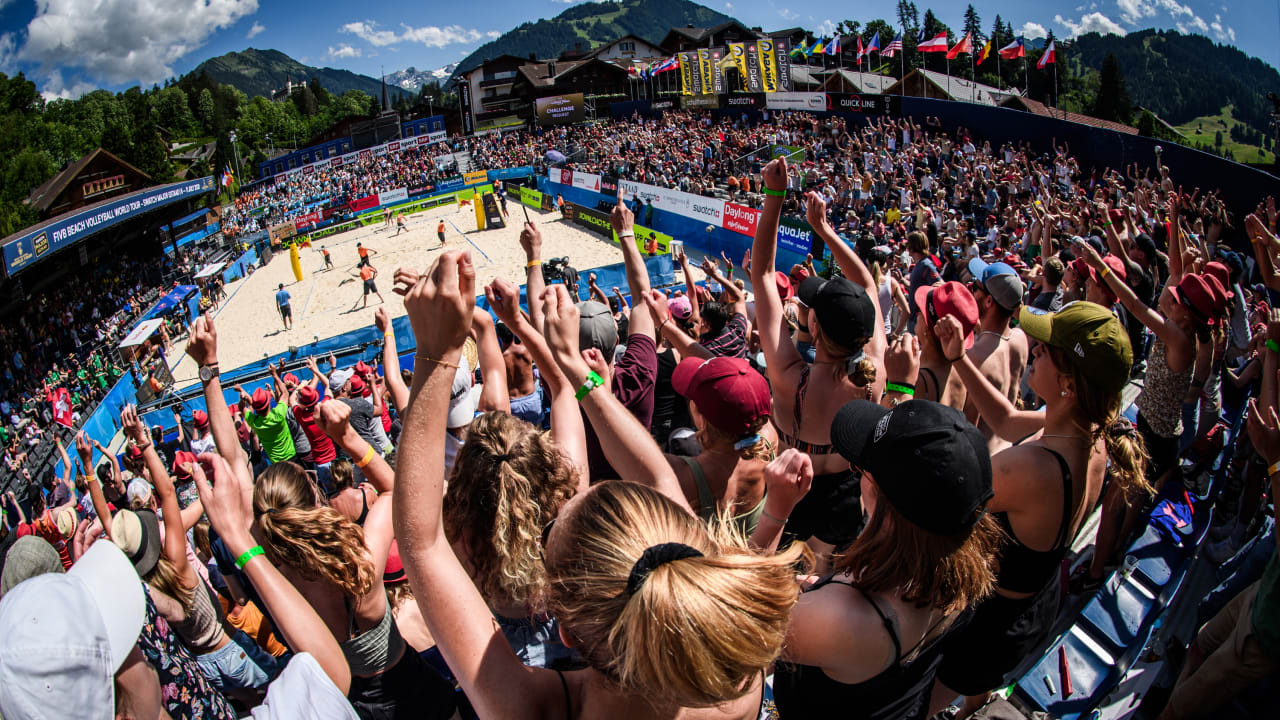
[135,581,236,720]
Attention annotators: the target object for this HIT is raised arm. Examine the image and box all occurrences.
[542,285,690,514]
[701,257,746,315]
[641,290,713,361]
[191,454,351,695]
[75,432,113,538]
[751,158,805,380]
[185,314,250,484]
[314,400,396,577]
[935,317,1046,441]
[678,247,703,330]
[373,309,409,415]
[1075,237,1182,346]
[610,189,654,340]
[471,307,511,414]
[519,222,546,330]
[123,405,198,590]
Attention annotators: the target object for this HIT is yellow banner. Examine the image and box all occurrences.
[726,43,746,74]
[697,49,714,95]
[759,39,779,93]
[679,53,694,95]
[463,170,488,185]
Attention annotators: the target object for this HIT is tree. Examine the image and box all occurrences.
[963,4,984,45]
[896,1,919,35]
[1092,53,1132,122]
[196,88,216,132]
[1215,129,1224,147]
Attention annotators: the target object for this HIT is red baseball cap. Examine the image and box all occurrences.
[672,357,771,438]
[1169,273,1219,326]
[297,385,320,407]
[192,410,209,429]
[914,281,979,349]
[250,387,272,412]
[1202,261,1234,300]
[171,450,197,479]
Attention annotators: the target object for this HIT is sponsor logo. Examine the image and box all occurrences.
[651,100,674,110]
[722,203,760,236]
[691,202,722,220]
[32,232,48,256]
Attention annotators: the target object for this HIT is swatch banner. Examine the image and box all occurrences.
[722,202,761,236]
[758,39,779,93]
[481,193,506,228]
[710,49,725,94]
[775,39,793,91]
[720,93,766,110]
[744,43,763,92]
[680,52,696,96]
[697,49,714,95]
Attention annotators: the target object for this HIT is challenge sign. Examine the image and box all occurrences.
[3,176,215,276]
[535,93,585,126]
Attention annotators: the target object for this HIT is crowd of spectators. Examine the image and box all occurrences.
[0,106,1277,720]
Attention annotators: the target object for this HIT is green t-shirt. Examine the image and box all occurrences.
[245,401,296,463]
[1252,550,1280,662]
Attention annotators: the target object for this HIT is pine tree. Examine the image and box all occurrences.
[963,4,984,45]
[1215,129,1224,147]
[1092,53,1132,122]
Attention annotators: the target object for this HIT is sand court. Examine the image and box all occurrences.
[169,198,683,380]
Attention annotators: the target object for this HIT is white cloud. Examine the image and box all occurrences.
[1117,0,1155,26]
[1176,15,1209,33]
[486,31,501,38]
[341,19,493,48]
[0,33,16,74]
[724,1,733,8]
[1019,21,1049,40]
[328,44,361,59]
[39,69,97,100]
[779,8,797,21]
[247,22,265,39]
[20,0,258,86]
[1209,14,1236,42]
[817,19,837,36]
[1055,12,1128,38]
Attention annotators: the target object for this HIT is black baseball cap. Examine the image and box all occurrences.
[797,276,876,351]
[830,399,993,535]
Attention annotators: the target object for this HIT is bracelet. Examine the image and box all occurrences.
[762,507,789,525]
[235,545,265,570]
[1102,220,1113,227]
[82,474,96,484]
[1267,339,1280,354]
[886,382,915,396]
[1269,460,1280,477]
[355,445,376,468]
[415,355,461,370]
[526,259,542,268]
[618,231,635,240]
[1099,266,1111,279]
[575,371,604,401]
[762,187,786,197]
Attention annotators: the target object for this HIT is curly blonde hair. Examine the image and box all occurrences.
[546,481,810,708]
[443,412,578,612]
[254,462,376,599]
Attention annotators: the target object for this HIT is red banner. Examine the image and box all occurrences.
[48,387,73,428]
[722,202,760,236]
[348,195,378,213]
[559,168,573,185]
[294,210,323,230]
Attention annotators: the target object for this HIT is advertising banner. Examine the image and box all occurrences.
[348,195,379,213]
[436,176,464,193]
[679,52,695,96]
[722,202,761,236]
[568,203,612,239]
[388,141,400,153]
[720,93,766,110]
[778,217,815,256]
[408,182,436,197]
[727,43,746,90]
[824,93,901,115]
[3,176,215,276]
[744,43,763,92]
[268,221,297,243]
[681,94,719,110]
[775,39,793,91]
[557,168,573,185]
[600,175,620,195]
[487,166,535,181]
[459,80,473,134]
[765,92,828,111]
[302,165,315,176]
[623,224,673,255]
[697,49,714,94]
[518,186,544,210]
[358,149,372,162]
[463,170,489,186]
[571,171,600,192]
[758,39,779,93]
[378,188,409,206]
[293,210,324,230]
[686,196,726,226]
[373,145,388,157]
[480,193,506,228]
[535,93,586,126]
[710,49,725,94]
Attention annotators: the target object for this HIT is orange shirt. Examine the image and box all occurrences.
[358,246,369,258]
[360,266,374,281]
[437,222,445,233]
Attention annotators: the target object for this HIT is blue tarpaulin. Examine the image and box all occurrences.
[140,285,198,321]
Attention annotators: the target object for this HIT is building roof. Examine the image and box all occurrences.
[885,69,1015,107]
[515,58,630,90]
[25,148,151,216]
[815,69,896,94]
[658,20,760,49]
[1003,96,1139,135]
[583,34,666,60]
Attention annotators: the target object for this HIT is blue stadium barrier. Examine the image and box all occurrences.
[222,246,259,284]
[50,372,141,478]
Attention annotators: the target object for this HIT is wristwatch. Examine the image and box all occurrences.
[199,364,220,384]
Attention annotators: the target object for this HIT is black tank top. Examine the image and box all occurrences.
[992,446,1075,595]
[772,577,953,720]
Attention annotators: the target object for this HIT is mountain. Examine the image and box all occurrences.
[188,48,410,102]
[1066,29,1279,134]
[384,64,456,93]
[452,0,733,81]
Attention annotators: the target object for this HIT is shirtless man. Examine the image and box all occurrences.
[964,258,1030,453]
[499,329,543,427]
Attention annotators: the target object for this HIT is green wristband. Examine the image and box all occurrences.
[1268,339,1280,355]
[575,371,604,401]
[886,382,915,396]
[762,187,787,197]
[235,545,265,570]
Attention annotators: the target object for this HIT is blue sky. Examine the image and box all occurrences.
[0,0,1269,99]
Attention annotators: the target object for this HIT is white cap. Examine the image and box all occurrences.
[125,478,152,508]
[0,541,145,718]
[329,368,354,392]
[446,357,478,429]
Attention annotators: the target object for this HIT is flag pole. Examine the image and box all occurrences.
[1023,54,1028,98]
[970,49,975,102]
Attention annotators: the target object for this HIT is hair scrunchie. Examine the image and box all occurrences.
[625,543,703,597]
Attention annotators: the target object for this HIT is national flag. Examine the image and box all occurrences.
[825,35,841,55]
[976,39,993,66]
[653,57,678,73]
[789,44,808,58]
[916,28,929,43]
[811,38,827,55]
[866,32,881,54]
[883,34,903,57]
[999,37,1026,60]
[855,35,864,63]
[1037,40,1056,69]
[918,32,950,53]
[946,32,972,60]
[48,387,73,428]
